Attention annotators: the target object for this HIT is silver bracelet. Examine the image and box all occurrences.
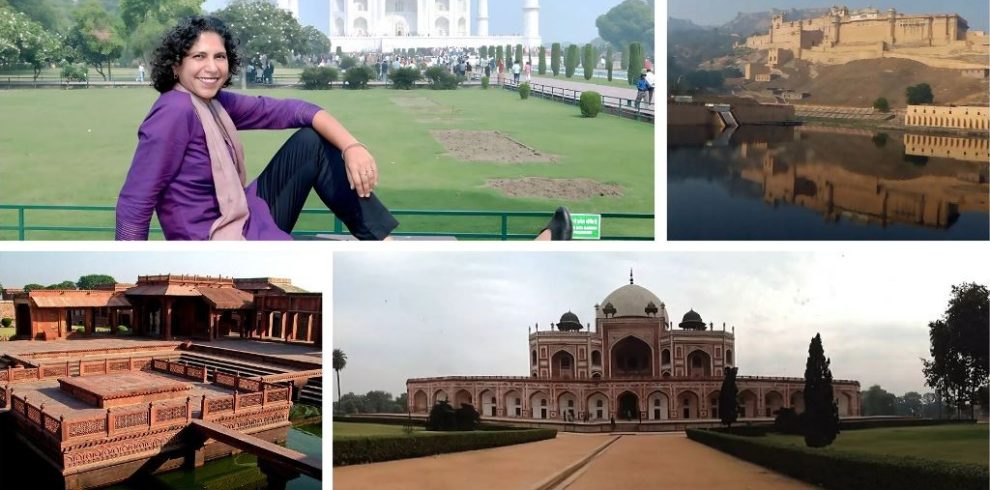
[342,142,366,154]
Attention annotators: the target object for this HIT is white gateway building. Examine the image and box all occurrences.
[329,0,542,52]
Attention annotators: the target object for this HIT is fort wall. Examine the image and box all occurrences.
[905,105,990,131]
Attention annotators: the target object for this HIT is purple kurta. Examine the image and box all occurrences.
[116,89,321,240]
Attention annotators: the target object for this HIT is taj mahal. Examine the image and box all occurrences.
[407,273,861,428]
[327,0,542,52]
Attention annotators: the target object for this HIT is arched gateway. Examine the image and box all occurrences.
[406,274,862,423]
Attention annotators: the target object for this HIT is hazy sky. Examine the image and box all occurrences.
[666,1,990,31]
[0,250,330,292]
[202,0,629,44]
[334,250,989,398]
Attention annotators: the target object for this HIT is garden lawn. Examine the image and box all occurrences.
[0,86,653,239]
[333,422,425,439]
[762,424,989,467]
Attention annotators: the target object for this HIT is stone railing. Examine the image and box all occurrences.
[0,357,159,385]
[79,357,153,376]
[201,384,291,420]
[214,371,263,393]
[10,391,194,445]
[150,359,207,383]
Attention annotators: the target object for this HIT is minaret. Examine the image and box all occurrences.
[523,0,540,47]
[478,0,490,37]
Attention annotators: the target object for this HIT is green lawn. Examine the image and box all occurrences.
[333,422,424,439]
[763,424,989,467]
[0,86,653,239]
[0,327,14,338]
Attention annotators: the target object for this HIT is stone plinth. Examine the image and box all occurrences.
[59,372,191,408]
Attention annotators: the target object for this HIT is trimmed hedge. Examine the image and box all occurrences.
[579,91,602,117]
[686,429,988,490]
[839,418,975,431]
[389,66,422,90]
[334,428,557,466]
[518,82,531,99]
[299,67,339,89]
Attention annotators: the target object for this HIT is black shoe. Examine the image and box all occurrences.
[541,206,572,240]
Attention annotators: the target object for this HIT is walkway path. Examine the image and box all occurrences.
[332,432,813,490]
[559,433,813,489]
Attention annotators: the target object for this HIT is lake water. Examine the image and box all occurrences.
[668,125,990,240]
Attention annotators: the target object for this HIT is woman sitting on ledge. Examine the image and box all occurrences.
[116,16,571,241]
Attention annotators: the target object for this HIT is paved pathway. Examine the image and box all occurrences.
[333,432,813,490]
[560,433,813,489]
[333,433,613,490]
[526,75,656,110]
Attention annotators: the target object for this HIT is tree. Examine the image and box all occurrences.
[297,25,331,59]
[620,44,628,70]
[564,44,578,78]
[923,283,989,418]
[332,348,347,403]
[719,366,739,430]
[7,0,72,32]
[77,274,116,290]
[627,42,644,85]
[606,45,613,81]
[120,0,203,33]
[495,45,503,65]
[896,391,923,417]
[1,8,61,80]
[396,392,408,412]
[872,97,889,112]
[861,385,896,415]
[23,284,45,292]
[537,45,546,75]
[596,0,654,57]
[47,280,76,290]
[906,82,934,105]
[582,43,594,80]
[214,0,305,65]
[67,0,125,81]
[550,42,560,76]
[803,333,839,447]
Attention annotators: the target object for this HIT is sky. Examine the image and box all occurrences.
[0,250,330,292]
[202,0,629,44]
[666,0,990,31]
[334,250,990,398]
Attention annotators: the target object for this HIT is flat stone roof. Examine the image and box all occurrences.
[59,372,190,408]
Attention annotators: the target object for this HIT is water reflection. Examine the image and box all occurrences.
[668,125,989,240]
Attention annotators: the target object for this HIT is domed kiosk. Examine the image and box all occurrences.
[407,273,862,427]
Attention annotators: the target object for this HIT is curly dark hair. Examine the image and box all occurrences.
[150,16,241,93]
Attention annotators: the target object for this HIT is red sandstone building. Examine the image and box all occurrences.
[10,275,321,345]
[407,275,861,425]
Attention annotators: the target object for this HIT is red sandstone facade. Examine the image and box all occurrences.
[408,277,861,424]
[10,275,321,345]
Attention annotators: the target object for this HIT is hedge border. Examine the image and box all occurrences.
[686,428,988,490]
[334,427,557,466]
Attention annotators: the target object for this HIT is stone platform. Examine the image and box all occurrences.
[58,372,190,408]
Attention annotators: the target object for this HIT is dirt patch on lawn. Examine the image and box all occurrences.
[390,96,443,109]
[432,130,556,163]
[487,177,622,200]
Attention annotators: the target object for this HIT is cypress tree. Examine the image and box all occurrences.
[627,43,644,86]
[496,45,503,65]
[606,46,613,81]
[479,45,487,59]
[538,46,547,75]
[551,43,561,76]
[515,44,523,64]
[803,333,840,447]
[719,367,739,431]
[582,43,594,80]
[565,44,578,78]
[620,44,628,70]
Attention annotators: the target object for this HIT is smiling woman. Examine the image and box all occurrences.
[116,15,398,241]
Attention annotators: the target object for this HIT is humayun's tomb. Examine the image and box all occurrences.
[407,274,861,429]
[0,274,323,489]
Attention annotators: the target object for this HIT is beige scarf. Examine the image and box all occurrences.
[175,85,249,240]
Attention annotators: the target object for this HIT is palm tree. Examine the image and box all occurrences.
[332,348,347,403]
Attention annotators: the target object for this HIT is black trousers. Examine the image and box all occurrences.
[256,128,399,240]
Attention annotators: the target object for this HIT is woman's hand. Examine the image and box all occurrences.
[343,144,378,198]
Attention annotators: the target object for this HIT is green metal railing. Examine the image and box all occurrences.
[0,204,654,240]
